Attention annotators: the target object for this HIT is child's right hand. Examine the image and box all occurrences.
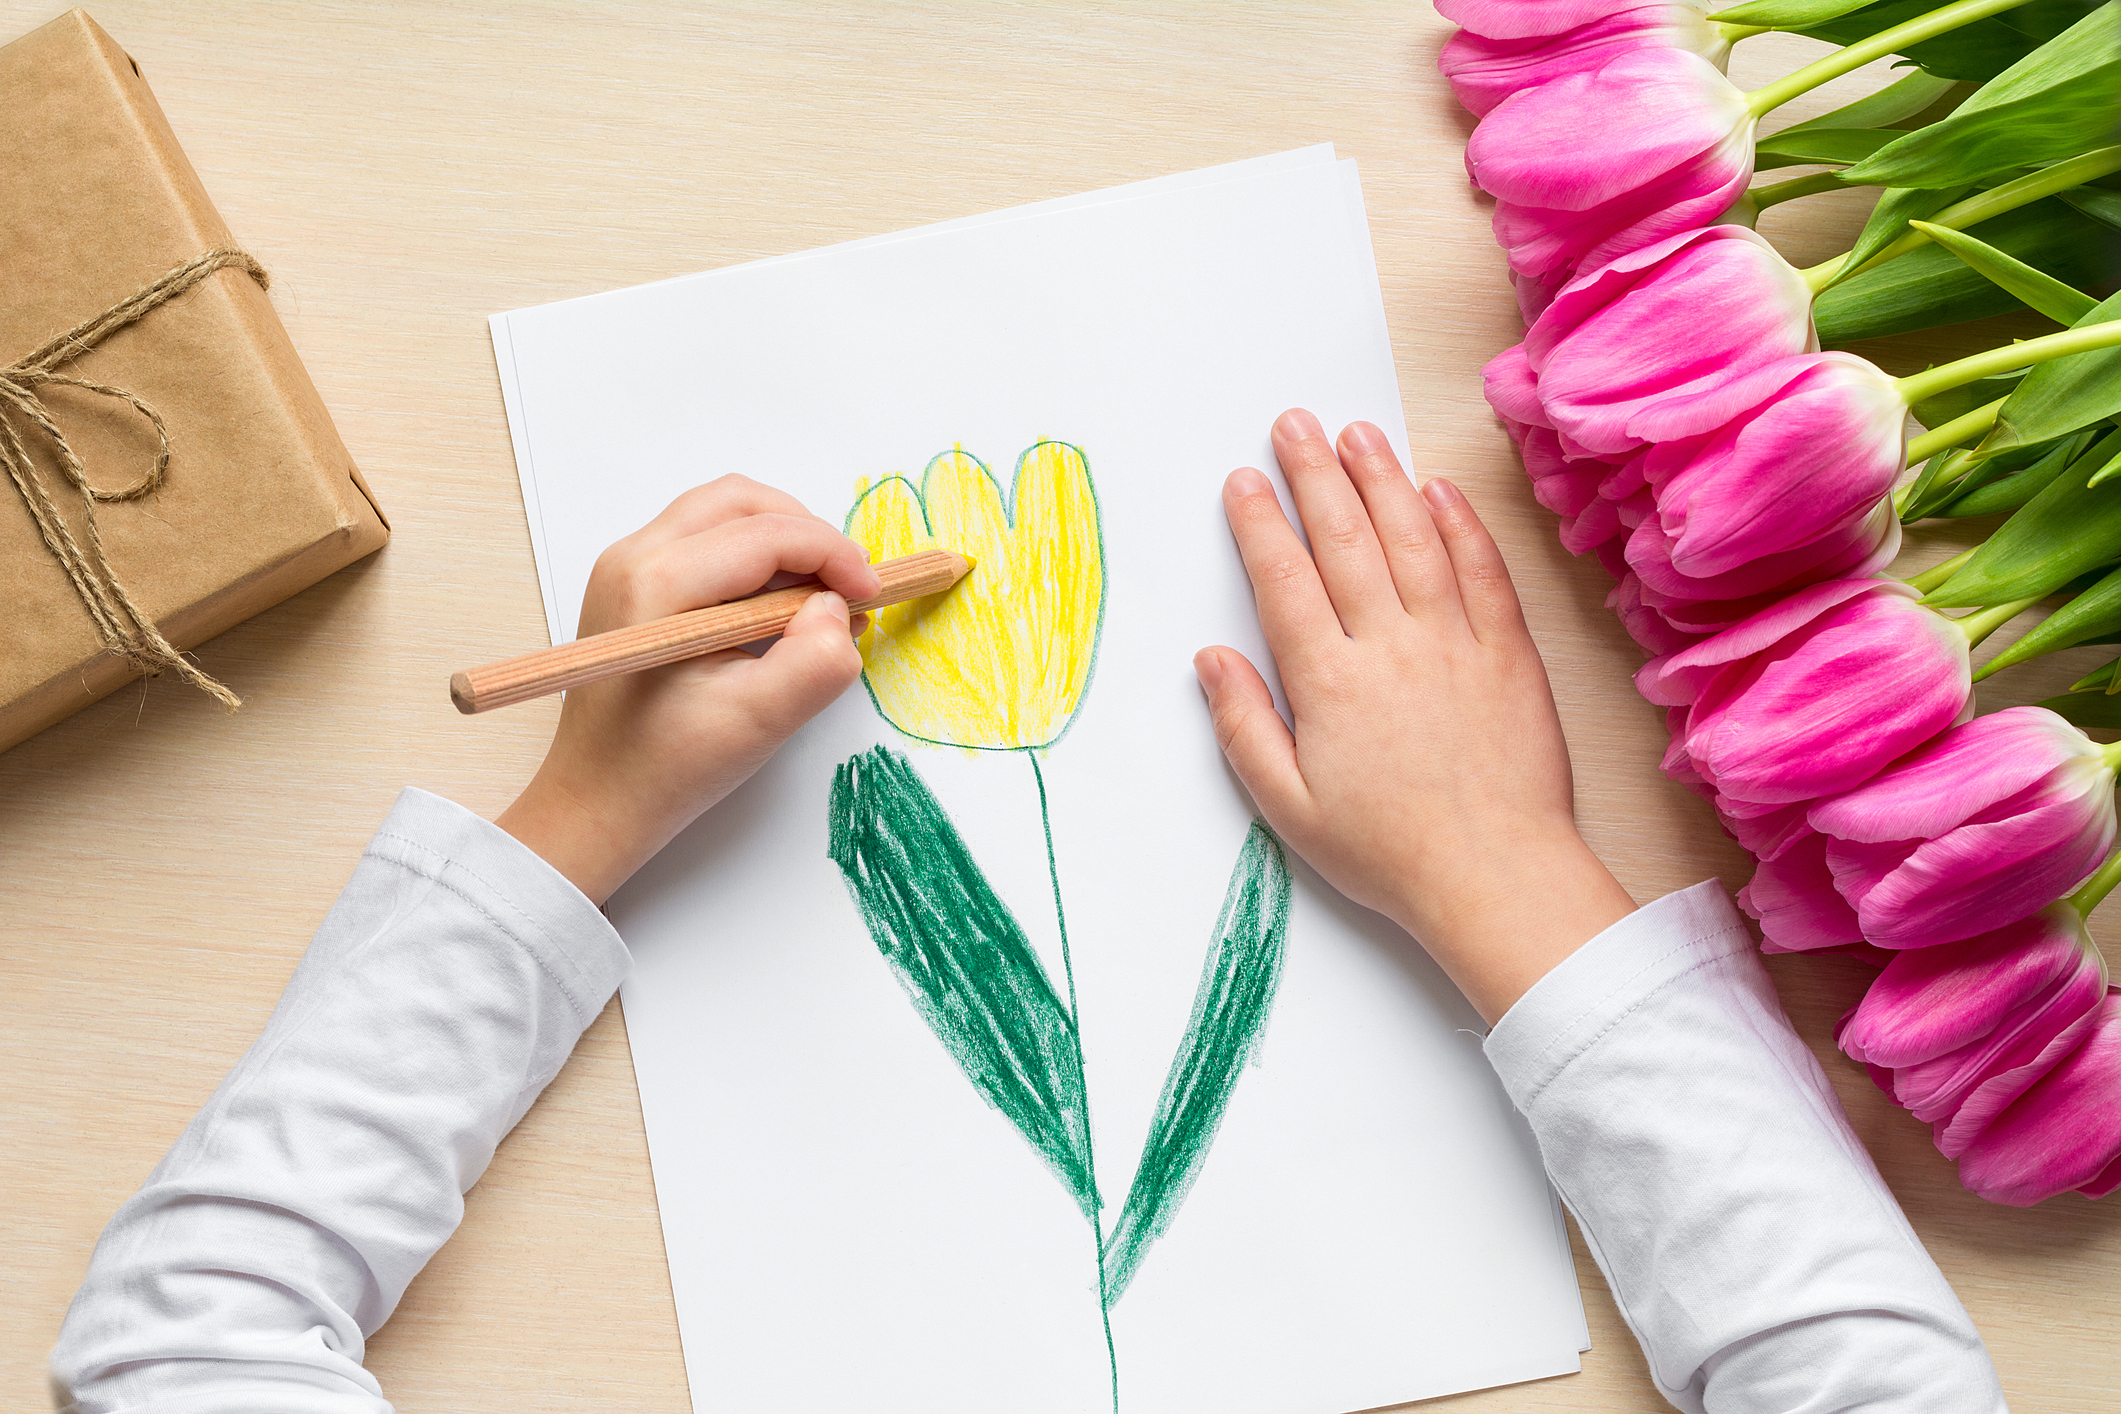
[498,477,880,905]
[1195,410,1637,1023]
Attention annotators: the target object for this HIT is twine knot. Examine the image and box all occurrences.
[0,248,270,711]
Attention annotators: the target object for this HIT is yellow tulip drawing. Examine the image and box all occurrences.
[843,441,1104,751]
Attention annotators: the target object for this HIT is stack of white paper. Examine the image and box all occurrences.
[491,147,1588,1414]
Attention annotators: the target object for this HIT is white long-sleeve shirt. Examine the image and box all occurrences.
[51,788,2007,1413]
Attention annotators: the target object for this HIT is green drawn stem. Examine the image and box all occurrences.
[1029,750,1121,1413]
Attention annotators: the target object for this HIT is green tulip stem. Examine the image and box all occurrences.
[1903,547,1979,595]
[1746,0,2037,119]
[1906,398,2009,465]
[1799,146,2121,290]
[1750,171,1852,211]
[1957,594,2044,650]
[1717,22,1772,43]
[1897,321,2121,407]
[2067,841,2121,916]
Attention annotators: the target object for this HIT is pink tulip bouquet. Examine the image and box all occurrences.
[1447,0,2121,1204]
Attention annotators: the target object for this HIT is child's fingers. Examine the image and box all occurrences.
[620,475,834,557]
[1334,423,1465,628]
[610,514,881,626]
[1194,646,1306,819]
[1271,409,1401,635]
[1420,478,1531,647]
[744,591,866,736]
[1223,467,1343,670]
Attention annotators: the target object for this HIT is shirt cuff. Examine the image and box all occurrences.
[1482,880,1753,1112]
[362,786,631,1026]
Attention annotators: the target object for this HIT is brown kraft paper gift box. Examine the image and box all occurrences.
[0,9,388,753]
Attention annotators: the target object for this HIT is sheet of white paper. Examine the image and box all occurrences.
[492,157,1587,1413]
[494,145,1339,639]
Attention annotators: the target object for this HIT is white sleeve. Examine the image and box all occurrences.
[1485,881,2008,1414]
[50,788,631,1414]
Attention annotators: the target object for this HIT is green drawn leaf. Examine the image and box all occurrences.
[828,744,1098,1219]
[1909,220,2102,324]
[1840,4,2121,188]
[1101,822,1292,1306]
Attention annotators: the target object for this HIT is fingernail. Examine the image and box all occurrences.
[1274,408,1324,443]
[1422,476,1460,509]
[1228,466,1271,497]
[810,590,850,622]
[1339,421,1387,456]
[1193,648,1224,692]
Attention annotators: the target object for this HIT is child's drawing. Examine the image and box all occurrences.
[827,443,1292,1410]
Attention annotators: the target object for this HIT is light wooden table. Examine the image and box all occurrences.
[4,3,2116,1410]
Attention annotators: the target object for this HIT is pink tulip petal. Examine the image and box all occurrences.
[1838,782,2116,949]
[1682,588,1971,805]
[1634,576,1887,708]
[1468,48,1749,210]
[1740,834,1867,953]
[1842,906,2091,1067]
[1653,356,1906,580]
[1959,991,2121,1204]
[1810,707,2103,842]
[1438,0,1670,41]
[1532,226,1815,456]
[1441,5,1728,117]
[1483,343,1550,430]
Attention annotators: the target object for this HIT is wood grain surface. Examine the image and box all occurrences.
[3,4,2116,1411]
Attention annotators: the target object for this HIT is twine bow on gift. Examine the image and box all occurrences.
[0,248,269,711]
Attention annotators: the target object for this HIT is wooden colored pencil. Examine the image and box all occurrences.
[450,549,971,714]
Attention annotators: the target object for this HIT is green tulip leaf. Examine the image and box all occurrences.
[1826,184,1978,290]
[2067,657,2121,691]
[1815,199,2121,343]
[1977,290,2121,455]
[1709,0,1883,26]
[1909,220,2102,324]
[1101,821,1291,1306]
[1840,4,2121,188]
[1933,432,2088,516]
[1981,560,2121,676]
[1929,431,2121,602]
[2037,687,2121,726]
[1768,68,1961,135]
[2061,186,2121,229]
[1754,128,1903,171]
[1797,0,2108,83]
[827,744,1099,1220]
[1913,371,2026,429]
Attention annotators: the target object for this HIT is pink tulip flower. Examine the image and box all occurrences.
[1739,832,1868,953]
[1527,226,1816,457]
[1466,46,1756,282]
[1437,0,1657,39]
[1640,578,1971,807]
[1607,572,1706,655]
[1627,496,1900,623]
[1841,905,2108,1158]
[1440,1,1730,118]
[1635,353,1905,583]
[1959,989,2121,1204]
[1810,708,2120,949]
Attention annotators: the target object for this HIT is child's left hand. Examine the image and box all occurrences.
[497,477,881,904]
